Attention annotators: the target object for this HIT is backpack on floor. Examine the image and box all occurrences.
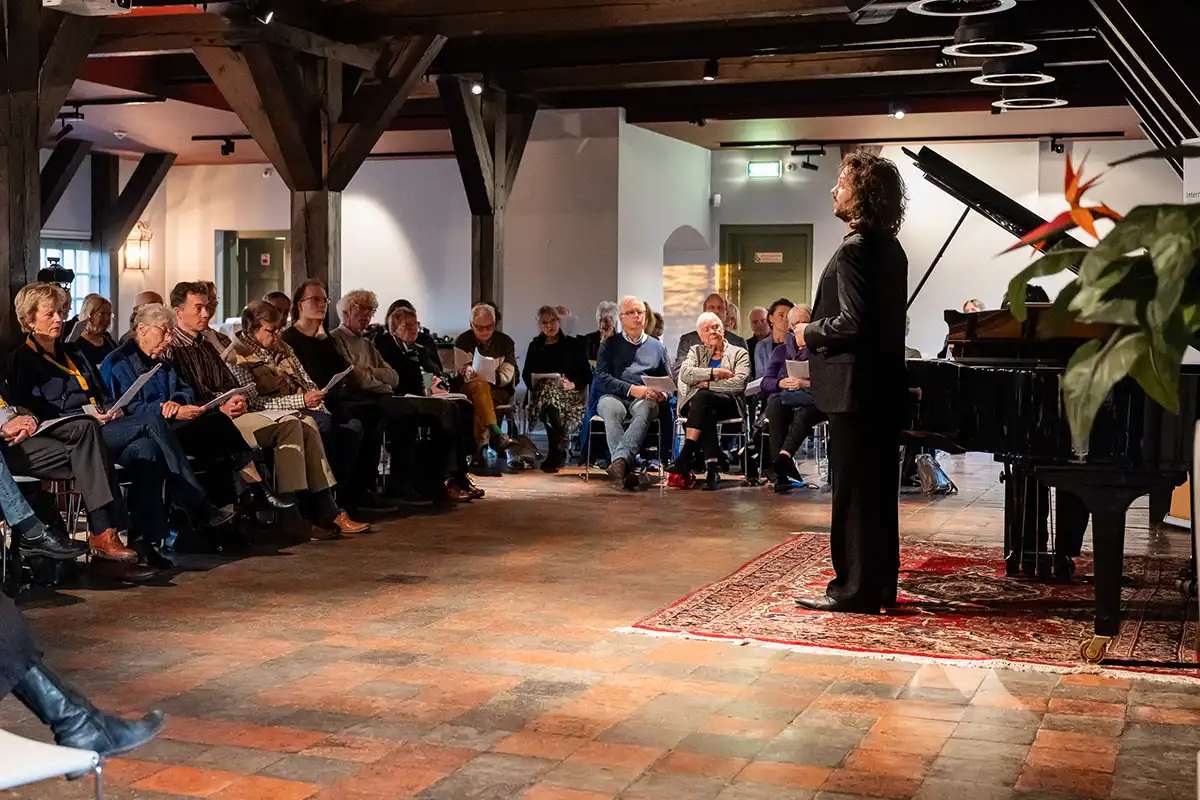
[915,453,957,496]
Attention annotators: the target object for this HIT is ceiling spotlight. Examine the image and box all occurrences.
[943,20,1036,58]
[690,118,708,127]
[470,81,484,95]
[220,138,236,156]
[908,0,1016,16]
[801,157,819,172]
[992,87,1068,110]
[970,58,1055,87]
[702,58,719,82]
[889,102,906,119]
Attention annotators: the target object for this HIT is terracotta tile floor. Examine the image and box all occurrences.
[2,453,1197,800]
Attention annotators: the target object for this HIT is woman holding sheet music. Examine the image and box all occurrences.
[522,305,592,473]
[100,303,294,521]
[666,312,750,490]
[7,283,237,570]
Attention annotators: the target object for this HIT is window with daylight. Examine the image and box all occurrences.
[39,240,107,318]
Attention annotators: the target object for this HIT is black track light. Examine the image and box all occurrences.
[802,157,819,172]
[702,58,719,82]
[220,138,236,156]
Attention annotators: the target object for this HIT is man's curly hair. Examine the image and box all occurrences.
[839,151,908,235]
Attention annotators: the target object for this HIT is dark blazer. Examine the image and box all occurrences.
[804,229,908,415]
[100,339,198,418]
[6,336,111,420]
[522,333,592,391]
[376,334,446,396]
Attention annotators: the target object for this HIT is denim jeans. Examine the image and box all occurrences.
[0,452,37,530]
[596,394,658,464]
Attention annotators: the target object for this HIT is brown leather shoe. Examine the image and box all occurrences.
[442,479,470,503]
[88,529,137,563]
[460,476,485,500]
[331,511,370,534]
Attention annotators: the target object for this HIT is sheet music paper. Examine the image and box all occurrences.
[35,413,89,435]
[202,386,251,411]
[472,350,499,384]
[321,366,353,393]
[530,373,562,383]
[785,360,810,380]
[745,378,763,397]
[642,376,676,394]
[109,364,162,413]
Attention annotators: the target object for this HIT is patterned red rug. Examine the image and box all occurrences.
[630,533,1200,680]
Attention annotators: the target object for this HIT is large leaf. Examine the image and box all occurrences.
[1077,207,1158,282]
[1070,255,1147,320]
[1130,309,1189,414]
[1062,330,1149,455]
[1145,206,1200,329]
[1006,248,1089,322]
[1109,145,1200,167]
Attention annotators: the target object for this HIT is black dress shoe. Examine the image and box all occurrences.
[702,463,720,491]
[19,525,87,561]
[358,491,399,512]
[12,663,165,766]
[795,594,880,614]
[193,502,237,530]
[245,482,295,511]
[541,449,563,473]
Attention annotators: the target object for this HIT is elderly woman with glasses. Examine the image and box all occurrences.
[522,305,592,472]
[227,300,368,535]
[100,303,292,517]
[73,293,118,370]
[6,283,236,569]
[666,311,750,490]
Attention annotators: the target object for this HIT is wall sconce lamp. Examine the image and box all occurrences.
[124,220,152,271]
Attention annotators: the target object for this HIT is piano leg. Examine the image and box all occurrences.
[1003,468,1051,579]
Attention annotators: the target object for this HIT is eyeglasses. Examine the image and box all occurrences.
[300,295,328,305]
[621,309,645,317]
[260,326,282,337]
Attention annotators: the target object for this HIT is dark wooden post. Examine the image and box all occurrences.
[439,76,537,318]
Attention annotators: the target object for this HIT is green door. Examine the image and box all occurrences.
[720,225,813,331]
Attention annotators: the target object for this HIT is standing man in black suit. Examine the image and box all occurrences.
[795,151,910,614]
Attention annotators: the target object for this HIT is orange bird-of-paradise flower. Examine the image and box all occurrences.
[1001,152,1123,253]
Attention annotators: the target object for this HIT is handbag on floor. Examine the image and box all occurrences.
[915,453,957,496]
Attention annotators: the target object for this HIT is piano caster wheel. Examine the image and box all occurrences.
[1079,635,1112,665]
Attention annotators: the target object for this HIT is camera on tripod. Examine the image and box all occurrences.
[37,257,75,288]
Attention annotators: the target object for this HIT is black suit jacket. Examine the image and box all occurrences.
[804,229,908,415]
[376,333,445,396]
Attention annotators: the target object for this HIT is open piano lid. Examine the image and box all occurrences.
[902,145,1090,269]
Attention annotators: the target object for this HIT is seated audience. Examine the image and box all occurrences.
[760,306,826,493]
[554,305,577,336]
[101,303,292,515]
[453,303,518,458]
[594,296,671,490]
[583,301,618,362]
[332,289,465,503]
[674,293,747,372]
[227,300,370,533]
[522,305,592,473]
[723,301,741,335]
[264,291,292,320]
[668,312,750,489]
[649,312,665,340]
[120,290,164,344]
[962,298,984,313]
[746,306,770,377]
[7,283,235,569]
[166,282,361,538]
[383,299,439,354]
[373,304,484,501]
[284,281,392,514]
[73,293,118,369]
[754,298,796,377]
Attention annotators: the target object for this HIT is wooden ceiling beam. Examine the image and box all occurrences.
[333,0,876,38]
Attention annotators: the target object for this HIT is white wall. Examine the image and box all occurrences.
[115,158,169,322]
[505,109,620,351]
[40,149,91,239]
[617,119,712,320]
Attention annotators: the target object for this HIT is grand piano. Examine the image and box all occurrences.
[902,146,1199,664]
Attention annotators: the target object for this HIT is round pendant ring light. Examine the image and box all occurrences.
[908,0,1016,17]
[993,87,1068,109]
[971,58,1055,87]
[943,20,1036,58]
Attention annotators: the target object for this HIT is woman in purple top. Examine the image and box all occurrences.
[761,307,828,493]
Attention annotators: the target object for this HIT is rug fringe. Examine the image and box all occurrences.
[612,626,1200,685]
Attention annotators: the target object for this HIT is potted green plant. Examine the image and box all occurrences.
[1005,145,1200,454]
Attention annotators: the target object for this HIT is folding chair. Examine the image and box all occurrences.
[582,414,663,481]
[0,729,102,799]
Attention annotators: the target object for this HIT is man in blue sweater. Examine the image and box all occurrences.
[594,296,671,490]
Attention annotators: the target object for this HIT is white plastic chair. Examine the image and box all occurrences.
[0,729,102,798]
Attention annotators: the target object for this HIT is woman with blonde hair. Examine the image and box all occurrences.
[74,293,118,369]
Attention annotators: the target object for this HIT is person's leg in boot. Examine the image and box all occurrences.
[0,447,85,560]
[334,401,395,512]
[774,404,825,494]
[451,399,485,497]
[1,593,164,763]
[541,405,565,473]
[175,412,292,516]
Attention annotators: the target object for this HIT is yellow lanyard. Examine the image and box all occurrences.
[26,337,98,407]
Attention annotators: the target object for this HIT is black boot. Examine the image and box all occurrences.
[773,453,801,494]
[12,663,165,762]
[191,502,237,530]
[703,461,721,491]
[17,521,87,561]
[667,440,699,476]
[244,482,296,512]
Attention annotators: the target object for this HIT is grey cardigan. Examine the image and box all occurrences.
[677,342,750,414]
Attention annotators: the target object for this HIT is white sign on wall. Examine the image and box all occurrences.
[1186,138,1200,204]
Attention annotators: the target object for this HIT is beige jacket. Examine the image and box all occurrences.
[331,326,399,395]
[677,342,750,414]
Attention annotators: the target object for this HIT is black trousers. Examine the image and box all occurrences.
[683,390,740,459]
[0,592,38,697]
[2,418,130,534]
[765,394,828,457]
[323,398,386,505]
[382,396,472,482]
[825,412,901,605]
[171,410,256,505]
